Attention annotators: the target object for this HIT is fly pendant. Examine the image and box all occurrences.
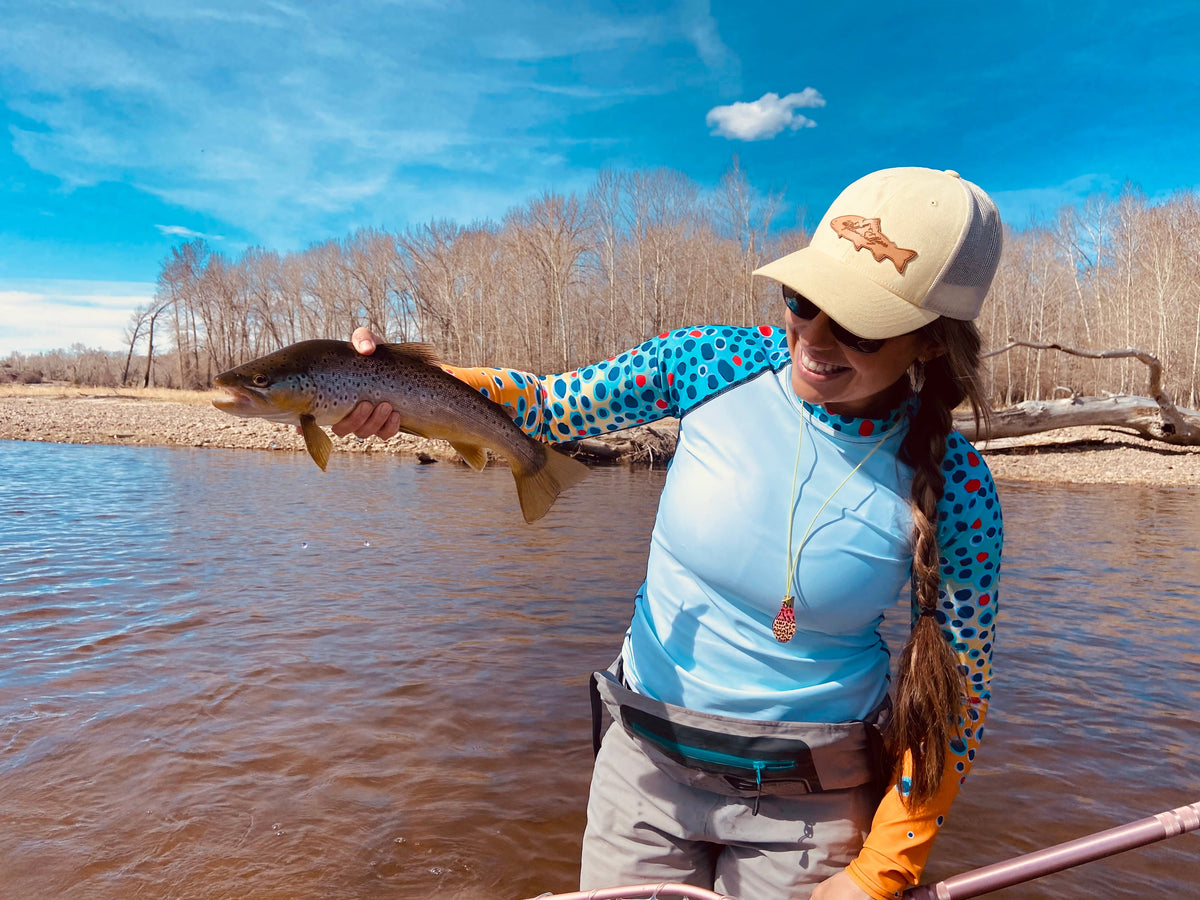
[772,596,797,643]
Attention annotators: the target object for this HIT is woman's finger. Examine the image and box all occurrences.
[331,400,377,437]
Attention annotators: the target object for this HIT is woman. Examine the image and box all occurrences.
[336,167,1003,900]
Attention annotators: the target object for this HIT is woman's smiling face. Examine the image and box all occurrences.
[784,300,935,419]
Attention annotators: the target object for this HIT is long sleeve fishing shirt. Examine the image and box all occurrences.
[447,324,1002,900]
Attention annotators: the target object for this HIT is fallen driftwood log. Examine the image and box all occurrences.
[956,395,1200,444]
[561,419,679,467]
[564,396,1200,467]
[972,340,1200,445]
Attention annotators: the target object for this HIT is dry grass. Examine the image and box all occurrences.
[0,383,217,405]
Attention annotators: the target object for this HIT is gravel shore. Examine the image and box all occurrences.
[2,389,1199,486]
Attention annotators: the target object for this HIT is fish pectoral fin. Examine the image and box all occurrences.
[449,441,489,472]
[300,415,333,471]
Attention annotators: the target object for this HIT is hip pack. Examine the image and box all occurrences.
[590,657,889,805]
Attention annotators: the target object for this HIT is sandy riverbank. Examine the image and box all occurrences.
[2,386,1199,486]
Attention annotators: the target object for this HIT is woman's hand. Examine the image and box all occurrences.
[348,326,379,357]
[301,327,404,440]
[810,870,872,900]
[331,398,402,441]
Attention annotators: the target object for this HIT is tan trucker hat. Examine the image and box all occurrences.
[754,167,1003,339]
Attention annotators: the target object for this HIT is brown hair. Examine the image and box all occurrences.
[889,316,989,808]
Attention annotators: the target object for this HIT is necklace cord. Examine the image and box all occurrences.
[782,417,903,600]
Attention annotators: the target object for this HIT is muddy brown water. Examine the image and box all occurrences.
[2,440,1198,899]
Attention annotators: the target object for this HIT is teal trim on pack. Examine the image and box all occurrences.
[627,720,799,777]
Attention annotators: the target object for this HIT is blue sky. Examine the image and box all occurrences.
[2,0,1198,355]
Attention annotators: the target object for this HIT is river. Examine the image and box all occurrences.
[1,439,1197,899]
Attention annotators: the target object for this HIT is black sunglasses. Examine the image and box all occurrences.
[781,286,888,354]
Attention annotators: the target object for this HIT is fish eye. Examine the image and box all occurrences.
[252,374,269,387]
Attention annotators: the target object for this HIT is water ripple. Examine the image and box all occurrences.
[1,441,1198,898]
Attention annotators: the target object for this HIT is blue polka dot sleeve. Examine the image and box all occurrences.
[446,325,791,442]
[936,432,1001,768]
[847,434,1002,898]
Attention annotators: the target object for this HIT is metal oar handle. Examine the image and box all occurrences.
[522,801,1200,900]
[904,800,1200,899]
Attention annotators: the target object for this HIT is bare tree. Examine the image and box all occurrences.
[338,228,404,337]
[503,192,593,370]
[714,157,784,324]
[155,239,211,389]
[586,168,628,350]
[397,219,469,352]
[122,296,171,386]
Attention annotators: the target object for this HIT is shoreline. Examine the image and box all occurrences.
[2,389,1199,486]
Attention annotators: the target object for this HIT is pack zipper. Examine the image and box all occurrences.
[628,722,797,815]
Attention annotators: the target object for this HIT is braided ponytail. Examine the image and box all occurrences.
[889,317,989,808]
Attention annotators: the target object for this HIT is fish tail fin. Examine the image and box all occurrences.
[513,446,589,523]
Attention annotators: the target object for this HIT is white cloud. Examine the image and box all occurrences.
[0,280,156,355]
[681,0,733,73]
[471,7,655,61]
[706,89,826,141]
[155,224,224,240]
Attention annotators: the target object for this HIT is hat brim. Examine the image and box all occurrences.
[754,247,940,340]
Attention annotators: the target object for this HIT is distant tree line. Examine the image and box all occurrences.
[8,168,1200,411]
[985,188,1200,408]
[1,344,124,387]
[139,161,793,387]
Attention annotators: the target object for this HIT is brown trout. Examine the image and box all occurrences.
[212,340,587,523]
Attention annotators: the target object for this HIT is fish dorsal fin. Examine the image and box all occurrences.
[382,342,444,367]
[300,414,332,471]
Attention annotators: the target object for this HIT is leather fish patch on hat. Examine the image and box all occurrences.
[830,215,918,274]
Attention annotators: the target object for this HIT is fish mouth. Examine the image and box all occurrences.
[210,380,305,425]
[211,383,262,412]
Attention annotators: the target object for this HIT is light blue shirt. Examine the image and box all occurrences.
[624,364,913,722]
[492,324,1001,732]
